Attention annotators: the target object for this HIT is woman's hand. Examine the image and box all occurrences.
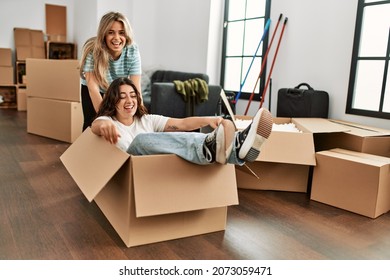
[91,119,121,144]
[208,116,223,129]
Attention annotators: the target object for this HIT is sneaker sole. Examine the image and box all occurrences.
[216,120,235,164]
[238,108,273,162]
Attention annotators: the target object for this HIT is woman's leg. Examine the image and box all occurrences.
[81,85,99,131]
[127,132,212,165]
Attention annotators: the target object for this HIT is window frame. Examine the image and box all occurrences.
[220,0,272,101]
[346,0,390,119]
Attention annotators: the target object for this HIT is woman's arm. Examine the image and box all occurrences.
[164,116,223,132]
[84,72,103,112]
[91,118,121,144]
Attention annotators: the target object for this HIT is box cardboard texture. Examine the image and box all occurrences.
[0,67,13,85]
[45,4,67,42]
[314,120,390,158]
[0,48,14,85]
[0,48,12,66]
[235,117,348,192]
[17,88,27,111]
[60,128,239,247]
[311,148,390,218]
[26,59,80,102]
[14,28,45,61]
[27,97,82,143]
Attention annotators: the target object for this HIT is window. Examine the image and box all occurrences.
[220,0,271,101]
[346,0,390,119]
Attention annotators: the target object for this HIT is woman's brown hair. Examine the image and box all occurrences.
[95,77,148,119]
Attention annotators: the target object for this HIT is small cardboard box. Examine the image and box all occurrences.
[235,117,348,192]
[26,59,80,102]
[27,96,82,143]
[17,87,27,111]
[0,48,12,66]
[0,66,14,84]
[60,129,239,247]
[315,120,390,158]
[311,148,390,218]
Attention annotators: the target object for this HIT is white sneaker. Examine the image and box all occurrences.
[236,108,273,162]
[204,119,235,164]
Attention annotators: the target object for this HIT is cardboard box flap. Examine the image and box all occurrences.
[258,131,316,165]
[131,155,238,217]
[60,128,129,202]
[330,120,390,137]
[322,148,390,165]
[293,118,349,134]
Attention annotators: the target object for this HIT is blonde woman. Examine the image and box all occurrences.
[80,11,142,131]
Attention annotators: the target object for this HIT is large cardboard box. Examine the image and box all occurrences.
[26,58,80,102]
[14,28,45,61]
[235,117,348,192]
[60,129,239,247]
[314,120,390,158]
[27,96,82,143]
[311,148,390,218]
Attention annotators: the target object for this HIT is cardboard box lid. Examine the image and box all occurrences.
[317,148,390,166]
[330,119,390,137]
[131,155,238,217]
[60,128,129,202]
[293,118,350,134]
[258,130,316,165]
[14,28,31,46]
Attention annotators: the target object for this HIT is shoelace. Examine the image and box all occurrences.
[203,145,213,162]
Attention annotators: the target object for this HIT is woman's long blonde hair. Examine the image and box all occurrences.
[79,12,134,91]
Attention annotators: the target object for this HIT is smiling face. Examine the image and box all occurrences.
[105,21,126,59]
[115,84,138,125]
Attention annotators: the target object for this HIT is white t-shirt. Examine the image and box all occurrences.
[96,115,169,152]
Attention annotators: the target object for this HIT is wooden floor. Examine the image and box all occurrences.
[1,108,390,260]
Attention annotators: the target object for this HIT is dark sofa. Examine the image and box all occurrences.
[142,70,222,118]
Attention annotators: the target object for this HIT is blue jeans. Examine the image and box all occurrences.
[126,132,245,166]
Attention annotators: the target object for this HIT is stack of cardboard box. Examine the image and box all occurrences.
[26,58,82,143]
[13,27,46,111]
[0,48,17,109]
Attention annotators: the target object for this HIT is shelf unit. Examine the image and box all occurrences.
[15,61,26,87]
[0,85,17,109]
[46,41,76,59]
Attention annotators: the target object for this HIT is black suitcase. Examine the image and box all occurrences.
[277,83,329,118]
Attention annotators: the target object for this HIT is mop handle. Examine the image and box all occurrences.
[260,17,288,109]
[244,13,283,115]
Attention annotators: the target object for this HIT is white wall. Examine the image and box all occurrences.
[0,0,388,129]
[131,0,211,75]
